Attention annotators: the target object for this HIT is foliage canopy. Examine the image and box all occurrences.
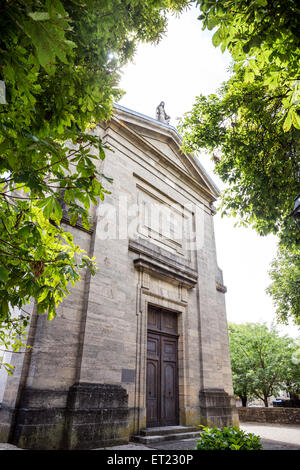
[179,72,299,246]
[196,0,300,131]
[267,247,300,326]
[228,323,300,406]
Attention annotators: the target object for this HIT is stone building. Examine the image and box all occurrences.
[0,104,238,449]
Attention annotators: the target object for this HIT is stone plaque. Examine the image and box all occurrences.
[121,369,136,383]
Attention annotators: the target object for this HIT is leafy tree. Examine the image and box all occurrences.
[285,346,300,399]
[179,72,300,246]
[267,247,300,326]
[196,0,300,131]
[228,322,256,407]
[180,1,300,326]
[228,323,298,407]
[0,0,187,372]
[286,340,300,399]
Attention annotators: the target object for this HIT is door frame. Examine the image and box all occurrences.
[146,310,179,427]
[133,284,189,434]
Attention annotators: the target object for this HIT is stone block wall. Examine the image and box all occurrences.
[66,383,130,449]
[199,388,239,427]
[238,407,300,425]
[8,383,129,449]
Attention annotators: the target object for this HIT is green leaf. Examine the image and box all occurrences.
[207,17,219,30]
[244,69,255,83]
[43,197,54,219]
[55,252,70,261]
[292,111,300,129]
[54,198,63,220]
[212,29,222,47]
[37,288,49,303]
[47,309,56,321]
[283,111,292,132]
[69,213,78,226]
[0,264,9,282]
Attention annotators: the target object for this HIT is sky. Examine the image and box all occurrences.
[118,5,298,339]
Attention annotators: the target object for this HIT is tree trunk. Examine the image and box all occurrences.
[241,396,247,407]
[263,397,269,407]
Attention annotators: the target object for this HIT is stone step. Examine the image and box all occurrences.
[133,430,201,444]
[140,425,200,436]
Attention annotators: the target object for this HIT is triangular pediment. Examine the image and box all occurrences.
[142,135,187,171]
[111,104,220,200]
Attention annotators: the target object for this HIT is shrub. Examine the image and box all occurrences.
[194,425,262,450]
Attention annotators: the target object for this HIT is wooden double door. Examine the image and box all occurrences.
[146,306,179,427]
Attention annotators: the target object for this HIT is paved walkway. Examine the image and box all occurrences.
[241,422,300,448]
[0,443,23,450]
[97,423,300,451]
[1,423,299,450]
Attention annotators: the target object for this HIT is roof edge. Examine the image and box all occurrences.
[113,102,220,196]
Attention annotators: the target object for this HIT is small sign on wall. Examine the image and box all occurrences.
[122,369,136,383]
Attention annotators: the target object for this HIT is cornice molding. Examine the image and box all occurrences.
[129,239,198,288]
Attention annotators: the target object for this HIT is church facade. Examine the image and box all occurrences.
[0,104,238,449]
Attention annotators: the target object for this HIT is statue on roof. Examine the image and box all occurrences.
[156,101,170,124]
